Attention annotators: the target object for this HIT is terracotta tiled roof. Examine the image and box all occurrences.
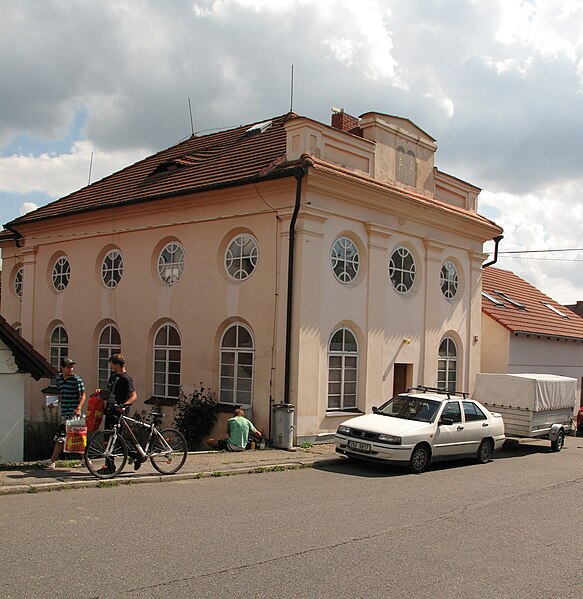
[482,267,583,340]
[3,111,498,235]
[5,113,299,228]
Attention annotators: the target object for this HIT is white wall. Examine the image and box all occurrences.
[0,343,27,462]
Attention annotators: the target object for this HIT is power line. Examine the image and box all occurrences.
[498,248,583,254]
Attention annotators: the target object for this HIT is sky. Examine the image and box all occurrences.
[1,0,582,304]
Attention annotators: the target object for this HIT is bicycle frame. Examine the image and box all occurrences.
[106,413,174,460]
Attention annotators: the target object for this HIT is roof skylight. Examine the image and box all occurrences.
[482,291,505,307]
[541,302,569,318]
[246,120,272,135]
[493,290,526,310]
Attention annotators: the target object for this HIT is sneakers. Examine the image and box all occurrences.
[40,459,56,469]
[133,457,145,471]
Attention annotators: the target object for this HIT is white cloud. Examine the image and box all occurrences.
[1,0,583,305]
[19,202,38,215]
[0,141,148,199]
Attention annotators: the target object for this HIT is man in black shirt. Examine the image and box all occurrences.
[99,354,138,474]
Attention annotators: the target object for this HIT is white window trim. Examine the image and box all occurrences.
[219,324,255,406]
[153,324,182,398]
[327,327,359,411]
[330,237,360,284]
[225,235,259,282]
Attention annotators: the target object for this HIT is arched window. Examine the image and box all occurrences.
[225,235,259,281]
[153,324,182,398]
[327,327,358,410]
[158,243,185,285]
[52,257,70,292]
[331,237,359,283]
[50,325,68,370]
[97,325,121,388]
[220,324,254,405]
[101,249,124,289]
[438,337,458,393]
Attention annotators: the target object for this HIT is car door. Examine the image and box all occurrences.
[460,401,490,454]
[433,400,465,457]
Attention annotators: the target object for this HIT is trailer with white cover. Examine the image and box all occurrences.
[473,373,577,452]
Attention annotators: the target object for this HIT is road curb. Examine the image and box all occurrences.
[0,459,332,496]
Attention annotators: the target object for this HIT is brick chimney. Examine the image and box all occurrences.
[331,110,361,135]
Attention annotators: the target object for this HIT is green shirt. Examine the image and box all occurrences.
[227,416,257,449]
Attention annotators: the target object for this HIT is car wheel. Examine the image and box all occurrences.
[477,438,494,463]
[408,444,430,474]
[551,430,564,452]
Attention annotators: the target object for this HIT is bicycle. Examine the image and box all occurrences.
[84,406,188,479]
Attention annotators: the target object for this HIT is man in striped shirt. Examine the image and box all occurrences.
[41,357,86,469]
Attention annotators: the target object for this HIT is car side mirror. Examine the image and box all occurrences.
[372,406,378,413]
[439,417,454,426]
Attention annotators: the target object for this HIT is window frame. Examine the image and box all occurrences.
[327,327,358,411]
[49,325,69,376]
[52,256,71,292]
[330,237,360,284]
[219,323,255,406]
[158,242,185,286]
[224,234,259,282]
[101,249,124,289]
[14,266,24,299]
[440,260,459,300]
[437,337,458,393]
[153,324,182,399]
[389,246,416,294]
[97,324,122,389]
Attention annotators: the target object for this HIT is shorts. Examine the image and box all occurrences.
[53,420,69,444]
[217,439,244,452]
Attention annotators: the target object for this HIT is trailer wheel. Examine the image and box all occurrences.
[551,430,564,452]
[477,438,494,463]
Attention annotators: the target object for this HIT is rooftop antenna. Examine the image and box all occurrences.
[87,151,93,186]
[290,64,294,113]
[188,97,195,136]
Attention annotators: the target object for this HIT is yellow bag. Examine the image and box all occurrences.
[65,418,87,453]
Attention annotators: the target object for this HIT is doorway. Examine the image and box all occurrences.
[393,363,412,396]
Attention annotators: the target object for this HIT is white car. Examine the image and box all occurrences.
[335,387,505,473]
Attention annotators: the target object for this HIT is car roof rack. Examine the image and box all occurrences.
[406,386,469,400]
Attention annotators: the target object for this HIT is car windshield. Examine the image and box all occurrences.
[376,395,440,422]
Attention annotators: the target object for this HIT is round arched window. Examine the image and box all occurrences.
[389,247,416,293]
[331,237,359,283]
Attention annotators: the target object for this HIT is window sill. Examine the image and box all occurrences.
[325,409,364,418]
[144,396,180,407]
[216,402,251,413]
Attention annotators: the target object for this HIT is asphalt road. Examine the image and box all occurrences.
[1,438,582,599]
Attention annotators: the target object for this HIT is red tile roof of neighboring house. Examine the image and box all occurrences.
[482,267,583,341]
[2,111,499,236]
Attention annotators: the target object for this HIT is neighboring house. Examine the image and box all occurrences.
[565,301,583,318]
[0,316,56,462]
[481,266,583,406]
[0,109,501,444]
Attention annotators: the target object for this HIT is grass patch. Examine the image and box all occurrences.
[97,480,119,488]
[299,442,314,449]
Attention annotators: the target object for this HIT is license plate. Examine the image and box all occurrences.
[348,440,371,453]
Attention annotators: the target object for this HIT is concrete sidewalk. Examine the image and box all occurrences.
[0,444,339,495]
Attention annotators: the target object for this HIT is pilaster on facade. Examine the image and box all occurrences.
[467,251,489,388]
[364,223,391,410]
[20,246,38,342]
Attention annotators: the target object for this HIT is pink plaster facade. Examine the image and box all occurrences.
[1,111,501,444]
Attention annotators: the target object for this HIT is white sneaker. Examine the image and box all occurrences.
[40,459,56,469]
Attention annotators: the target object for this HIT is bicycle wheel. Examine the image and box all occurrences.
[85,430,128,479]
[149,428,188,474]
